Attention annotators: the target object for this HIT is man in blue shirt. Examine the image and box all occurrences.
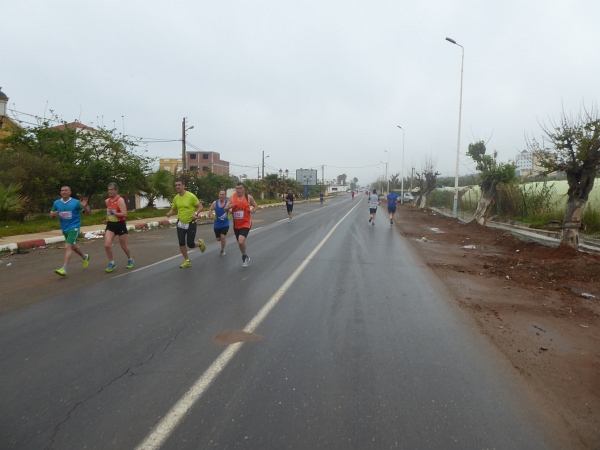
[208,190,230,256]
[50,186,91,276]
[387,192,399,225]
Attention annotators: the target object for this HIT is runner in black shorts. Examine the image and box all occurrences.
[104,182,133,272]
[208,190,230,256]
[285,189,295,222]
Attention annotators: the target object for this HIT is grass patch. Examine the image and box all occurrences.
[0,207,169,238]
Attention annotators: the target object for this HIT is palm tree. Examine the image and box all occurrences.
[0,183,29,221]
[139,170,174,208]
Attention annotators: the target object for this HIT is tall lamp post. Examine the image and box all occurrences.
[303,175,312,199]
[397,126,405,203]
[446,37,464,219]
[383,151,390,194]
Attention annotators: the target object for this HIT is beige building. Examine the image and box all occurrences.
[159,158,182,173]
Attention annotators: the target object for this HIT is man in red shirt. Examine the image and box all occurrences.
[226,183,259,267]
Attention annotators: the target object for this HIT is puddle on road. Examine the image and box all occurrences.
[429,228,444,233]
[213,330,265,345]
[461,245,477,249]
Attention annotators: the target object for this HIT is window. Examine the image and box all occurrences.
[163,166,170,171]
[203,166,209,172]
[203,153,209,160]
[190,165,197,171]
[190,154,197,160]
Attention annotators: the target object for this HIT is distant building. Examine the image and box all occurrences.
[0,87,23,140]
[186,151,229,175]
[159,158,182,173]
[514,149,542,177]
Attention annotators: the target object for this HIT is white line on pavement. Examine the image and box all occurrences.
[134,199,362,450]
[112,252,194,279]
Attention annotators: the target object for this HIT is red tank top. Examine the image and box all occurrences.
[106,196,125,222]
[231,194,251,229]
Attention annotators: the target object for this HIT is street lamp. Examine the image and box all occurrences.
[303,175,312,199]
[397,126,405,204]
[285,169,289,178]
[383,150,390,194]
[446,36,464,219]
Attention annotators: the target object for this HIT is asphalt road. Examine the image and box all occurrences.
[0,195,556,449]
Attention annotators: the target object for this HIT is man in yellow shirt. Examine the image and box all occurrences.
[166,179,206,268]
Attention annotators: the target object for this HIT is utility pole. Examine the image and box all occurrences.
[321,165,324,194]
[181,118,186,172]
[411,167,415,191]
[262,151,265,180]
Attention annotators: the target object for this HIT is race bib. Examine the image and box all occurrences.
[233,211,244,220]
[58,211,72,220]
[177,221,190,230]
[107,208,118,222]
[219,213,228,220]
[287,201,293,205]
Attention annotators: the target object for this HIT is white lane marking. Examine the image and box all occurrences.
[249,227,262,232]
[134,200,362,450]
[112,252,194,279]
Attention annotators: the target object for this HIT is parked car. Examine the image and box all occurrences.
[403,193,414,201]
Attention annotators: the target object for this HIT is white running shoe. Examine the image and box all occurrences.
[242,256,250,267]
[220,250,226,256]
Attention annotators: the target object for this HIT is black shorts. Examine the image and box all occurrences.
[105,221,128,236]
[369,208,377,215]
[234,227,250,240]
[286,203,294,213]
[176,222,197,248]
[388,206,396,213]
[214,226,229,238]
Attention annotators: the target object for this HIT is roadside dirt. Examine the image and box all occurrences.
[396,204,600,449]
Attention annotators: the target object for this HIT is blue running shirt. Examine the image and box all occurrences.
[214,199,230,228]
[387,193,399,207]
[52,198,84,232]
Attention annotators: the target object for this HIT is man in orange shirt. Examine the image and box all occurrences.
[103,182,133,272]
[225,182,259,267]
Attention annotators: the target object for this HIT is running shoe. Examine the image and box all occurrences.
[180,260,191,268]
[126,259,134,269]
[369,217,372,222]
[55,267,66,276]
[242,255,250,268]
[198,239,206,253]
[220,250,226,256]
[82,254,90,268]
[105,262,117,273]
[390,218,393,225]
[372,221,375,226]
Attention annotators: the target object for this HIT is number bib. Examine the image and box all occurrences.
[233,211,245,220]
[177,221,190,230]
[59,211,73,220]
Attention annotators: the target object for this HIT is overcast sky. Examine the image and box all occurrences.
[3,0,599,185]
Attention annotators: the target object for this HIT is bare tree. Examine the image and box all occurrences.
[529,107,600,250]
[414,156,440,208]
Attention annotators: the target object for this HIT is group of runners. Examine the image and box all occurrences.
[51,180,259,275]
[366,188,400,225]
[50,184,402,276]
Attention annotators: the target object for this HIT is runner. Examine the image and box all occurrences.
[319,191,324,204]
[367,188,380,225]
[351,191,355,200]
[284,189,295,222]
[165,179,205,268]
[50,186,91,276]
[386,190,400,225]
[103,182,133,272]
[225,182,258,267]
[208,190,229,256]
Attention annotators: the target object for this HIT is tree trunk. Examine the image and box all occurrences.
[473,183,496,226]
[560,197,586,248]
[561,167,596,250]
[418,194,427,209]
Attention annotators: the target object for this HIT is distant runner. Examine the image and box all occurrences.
[103,182,133,272]
[319,192,324,204]
[208,190,230,256]
[284,189,295,222]
[351,191,355,200]
[166,179,205,268]
[386,191,399,226]
[367,188,380,225]
[225,182,258,267]
[50,186,91,276]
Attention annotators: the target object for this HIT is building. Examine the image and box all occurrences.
[0,87,22,140]
[186,151,229,175]
[159,158,182,173]
[514,149,542,177]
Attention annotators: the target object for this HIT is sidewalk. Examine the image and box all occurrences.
[0,200,297,253]
[431,206,600,254]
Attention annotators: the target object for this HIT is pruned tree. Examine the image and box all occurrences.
[529,107,600,250]
[337,174,347,185]
[467,141,516,226]
[414,156,440,208]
